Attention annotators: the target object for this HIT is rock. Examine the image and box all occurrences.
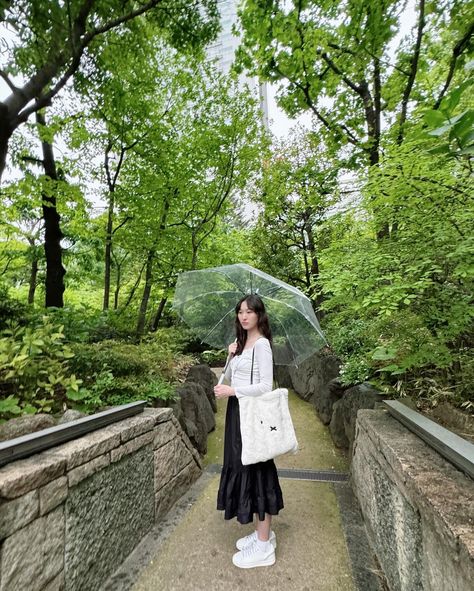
[329,383,384,454]
[274,364,293,389]
[57,409,87,424]
[289,352,343,424]
[0,414,56,442]
[185,364,218,413]
[327,377,345,394]
[176,382,215,455]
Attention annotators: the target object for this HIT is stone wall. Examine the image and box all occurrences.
[0,407,202,591]
[285,351,384,453]
[352,409,474,591]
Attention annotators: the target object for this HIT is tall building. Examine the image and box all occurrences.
[207,0,269,130]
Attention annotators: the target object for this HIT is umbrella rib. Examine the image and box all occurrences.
[202,307,236,345]
[211,269,247,296]
[262,294,326,340]
[173,289,244,308]
[271,314,297,365]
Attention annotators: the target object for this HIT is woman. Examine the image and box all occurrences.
[214,294,284,569]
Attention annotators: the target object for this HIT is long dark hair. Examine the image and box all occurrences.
[234,294,272,356]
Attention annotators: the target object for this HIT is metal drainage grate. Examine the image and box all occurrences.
[277,468,348,482]
[206,464,348,483]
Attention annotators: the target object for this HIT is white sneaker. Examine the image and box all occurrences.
[236,530,277,551]
[232,540,276,569]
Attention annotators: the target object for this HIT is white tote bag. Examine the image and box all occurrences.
[239,386,299,465]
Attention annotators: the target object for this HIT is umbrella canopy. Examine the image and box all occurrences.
[173,263,328,366]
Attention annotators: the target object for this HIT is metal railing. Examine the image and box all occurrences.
[384,400,474,480]
[0,401,146,468]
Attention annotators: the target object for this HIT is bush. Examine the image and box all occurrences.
[199,348,228,366]
[0,316,82,421]
[71,371,177,412]
[45,305,134,343]
[68,335,196,411]
[0,313,196,419]
[323,308,473,410]
[70,337,195,382]
[0,285,30,331]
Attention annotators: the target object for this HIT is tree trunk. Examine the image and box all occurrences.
[114,262,121,310]
[103,189,115,310]
[28,256,38,305]
[150,297,167,331]
[136,249,155,336]
[124,261,146,309]
[36,109,65,308]
[303,215,321,305]
[0,105,11,183]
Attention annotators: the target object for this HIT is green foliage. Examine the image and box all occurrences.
[68,335,195,411]
[237,0,473,170]
[70,369,176,413]
[77,373,176,411]
[420,76,474,158]
[0,316,81,420]
[0,285,30,330]
[200,348,228,366]
[249,131,339,293]
[70,337,194,382]
[318,139,473,407]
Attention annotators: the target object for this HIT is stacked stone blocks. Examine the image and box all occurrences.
[0,407,202,591]
[352,409,473,591]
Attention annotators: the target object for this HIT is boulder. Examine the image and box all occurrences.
[289,352,343,424]
[185,364,218,413]
[329,383,384,454]
[176,382,215,455]
[274,364,293,389]
[0,413,56,442]
[152,398,187,434]
[57,409,87,424]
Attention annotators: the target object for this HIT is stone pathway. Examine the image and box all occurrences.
[105,377,384,591]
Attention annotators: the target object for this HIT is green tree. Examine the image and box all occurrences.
[237,0,473,166]
[0,0,219,180]
[112,65,267,335]
[250,130,338,306]
[318,137,473,405]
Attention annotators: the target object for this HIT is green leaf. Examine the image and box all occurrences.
[371,347,397,361]
[423,110,446,128]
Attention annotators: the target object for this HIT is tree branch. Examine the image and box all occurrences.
[13,0,165,125]
[397,0,425,144]
[0,69,18,92]
[434,19,474,110]
[112,216,131,235]
[320,52,364,95]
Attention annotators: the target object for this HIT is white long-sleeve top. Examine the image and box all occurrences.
[222,337,273,398]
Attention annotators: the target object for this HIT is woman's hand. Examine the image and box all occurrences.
[228,341,237,355]
[214,384,235,399]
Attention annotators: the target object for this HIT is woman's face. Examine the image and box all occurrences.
[238,301,258,332]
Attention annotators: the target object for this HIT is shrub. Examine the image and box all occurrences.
[68,336,196,411]
[0,316,82,421]
[200,348,228,366]
[0,285,30,331]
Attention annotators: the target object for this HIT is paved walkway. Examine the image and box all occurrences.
[105,377,383,591]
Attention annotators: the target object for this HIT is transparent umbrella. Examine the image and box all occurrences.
[173,263,328,366]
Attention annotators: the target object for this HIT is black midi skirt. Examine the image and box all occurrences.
[216,395,284,524]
